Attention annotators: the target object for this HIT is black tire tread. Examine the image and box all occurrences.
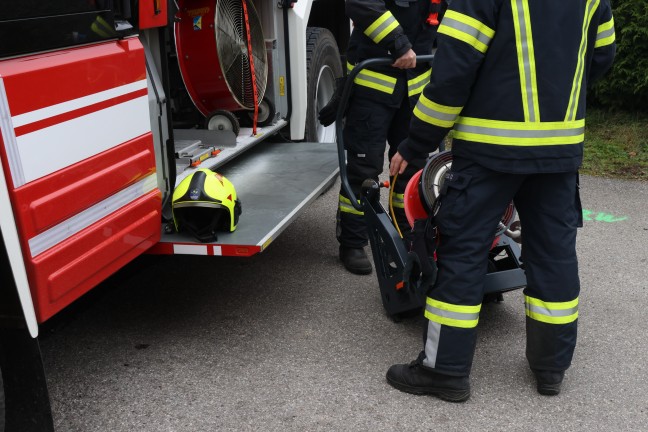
[304,27,343,142]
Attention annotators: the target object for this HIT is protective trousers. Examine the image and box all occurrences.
[337,83,423,248]
[421,156,582,376]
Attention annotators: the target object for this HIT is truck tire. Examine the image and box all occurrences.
[0,372,4,432]
[304,27,343,143]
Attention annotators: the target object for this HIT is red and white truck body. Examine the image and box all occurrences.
[0,1,348,429]
[1,39,160,323]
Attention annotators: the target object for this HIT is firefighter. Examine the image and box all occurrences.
[386,0,616,401]
[319,0,444,275]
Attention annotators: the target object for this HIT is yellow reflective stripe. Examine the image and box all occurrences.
[364,11,399,44]
[595,17,615,48]
[391,192,404,208]
[454,117,585,146]
[437,10,494,54]
[511,0,540,122]
[347,62,397,94]
[525,295,579,325]
[566,0,600,121]
[339,195,363,216]
[424,297,481,329]
[413,94,462,128]
[355,70,397,94]
[595,33,615,49]
[407,69,431,97]
[91,16,114,38]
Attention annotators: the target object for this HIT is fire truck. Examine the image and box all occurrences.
[0,1,349,429]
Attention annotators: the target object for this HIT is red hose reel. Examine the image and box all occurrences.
[403,151,517,249]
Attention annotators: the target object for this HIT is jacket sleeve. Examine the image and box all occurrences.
[398,0,499,161]
[346,0,412,60]
[588,0,616,84]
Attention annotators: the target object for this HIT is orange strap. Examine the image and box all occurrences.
[241,0,259,135]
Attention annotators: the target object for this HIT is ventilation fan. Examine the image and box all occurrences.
[175,0,268,117]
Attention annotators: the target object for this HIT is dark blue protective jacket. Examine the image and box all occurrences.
[398,0,616,173]
[345,0,444,102]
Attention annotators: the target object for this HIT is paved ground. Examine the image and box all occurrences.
[39,174,648,432]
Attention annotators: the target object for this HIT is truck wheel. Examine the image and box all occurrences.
[0,372,4,432]
[305,27,343,143]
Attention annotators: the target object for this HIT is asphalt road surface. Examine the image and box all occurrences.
[39,174,648,432]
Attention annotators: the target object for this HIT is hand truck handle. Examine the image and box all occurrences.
[335,54,435,211]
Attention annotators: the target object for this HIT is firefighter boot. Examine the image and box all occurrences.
[533,370,565,396]
[339,246,373,275]
[386,360,471,402]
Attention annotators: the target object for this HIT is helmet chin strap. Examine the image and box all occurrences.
[178,210,226,243]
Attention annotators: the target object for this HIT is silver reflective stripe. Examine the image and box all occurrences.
[365,14,398,43]
[408,70,431,96]
[443,16,493,47]
[339,196,363,215]
[513,0,537,122]
[596,26,615,44]
[357,71,394,88]
[426,303,480,322]
[348,62,397,94]
[455,123,585,138]
[422,321,442,369]
[173,201,223,209]
[567,0,598,121]
[28,173,158,257]
[415,99,459,124]
[355,70,397,94]
[391,194,404,208]
[526,303,579,317]
[340,205,363,216]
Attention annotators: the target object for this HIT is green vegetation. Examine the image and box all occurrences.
[583,108,648,179]
[590,0,648,110]
[583,0,648,180]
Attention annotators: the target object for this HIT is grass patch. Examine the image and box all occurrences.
[584,108,648,180]
[441,108,647,180]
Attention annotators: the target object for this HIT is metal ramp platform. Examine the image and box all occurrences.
[171,120,289,183]
[148,139,339,257]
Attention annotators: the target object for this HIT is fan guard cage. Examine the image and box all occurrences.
[215,0,267,110]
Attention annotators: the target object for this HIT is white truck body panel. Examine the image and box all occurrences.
[288,0,314,140]
[0,135,38,337]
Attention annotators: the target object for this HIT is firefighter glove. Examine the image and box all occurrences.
[318,76,347,126]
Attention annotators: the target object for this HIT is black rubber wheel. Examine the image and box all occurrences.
[304,27,343,143]
[0,371,4,432]
[205,110,240,136]
[246,97,276,127]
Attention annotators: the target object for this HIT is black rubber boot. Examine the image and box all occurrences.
[339,246,373,275]
[386,360,471,402]
[533,370,564,396]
